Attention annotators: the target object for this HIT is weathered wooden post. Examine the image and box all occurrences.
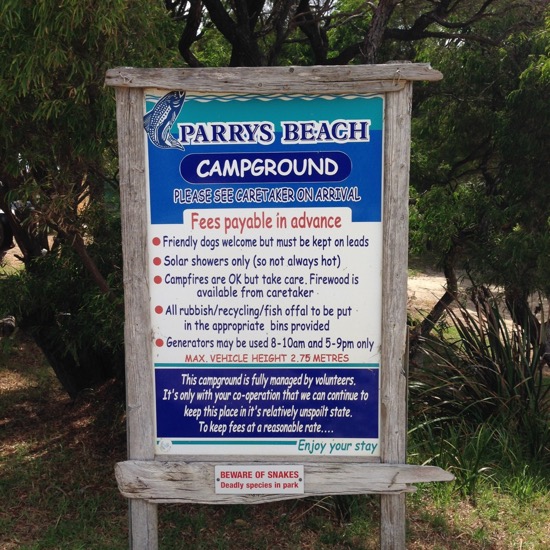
[106,64,452,550]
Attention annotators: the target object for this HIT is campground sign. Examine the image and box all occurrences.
[106,65,452,550]
[148,88,383,458]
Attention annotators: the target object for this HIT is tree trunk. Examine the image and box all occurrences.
[409,248,459,366]
[33,335,122,399]
[362,0,400,64]
[504,286,541,346]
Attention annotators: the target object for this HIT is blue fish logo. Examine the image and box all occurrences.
[144,91,186,150]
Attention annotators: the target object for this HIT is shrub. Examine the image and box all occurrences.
[410,286,550,463]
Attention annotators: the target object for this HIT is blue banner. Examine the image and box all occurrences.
[144,92,383,224]
[155,367,379,440]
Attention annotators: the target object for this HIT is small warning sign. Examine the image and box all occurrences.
[215,465,304,494]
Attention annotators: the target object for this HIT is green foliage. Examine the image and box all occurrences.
[410,286,550,465]
[409,182,489,260]
[409,279,549,502]
[484,20,550,295]
[193,26,231,67]
[411,420,498,500]
[410,9,550,298]
[0,0,181,395]
[0,229,125,394]
[1,0,179,173]
[325,0,371,60]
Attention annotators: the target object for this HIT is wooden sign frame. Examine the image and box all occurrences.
[106,64,451,550]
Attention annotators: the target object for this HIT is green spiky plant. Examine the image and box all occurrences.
[410,285,550,489]
[412,289,548,431]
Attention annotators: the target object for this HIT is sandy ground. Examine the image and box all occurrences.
[1,245,23,267]
[407,269,450,313]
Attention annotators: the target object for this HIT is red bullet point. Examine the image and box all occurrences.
[155,338,164,347]
[153,257,161,266]
[152,237,161,246]
[155,305,163,314]
[154,275,162,284]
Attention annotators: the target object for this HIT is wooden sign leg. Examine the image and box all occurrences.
[380,494,406,549]
[129,500,158,550]
[115,86,160,550]
[380,81,412,549]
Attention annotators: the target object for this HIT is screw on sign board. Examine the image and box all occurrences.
[106,65,453,550]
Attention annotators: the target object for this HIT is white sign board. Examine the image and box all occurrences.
[143,90,383,457]
[215,465,304,494]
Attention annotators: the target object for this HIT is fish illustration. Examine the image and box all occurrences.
[143,91,186,150]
